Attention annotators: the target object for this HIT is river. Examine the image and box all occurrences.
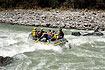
[0,22,105,70]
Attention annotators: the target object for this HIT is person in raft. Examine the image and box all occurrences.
[32,27,37,40]
[35,28,64,42]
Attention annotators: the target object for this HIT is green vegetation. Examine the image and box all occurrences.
[0,0,105,10]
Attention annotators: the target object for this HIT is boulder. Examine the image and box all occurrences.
[83,32,104,36]
[0,56,13,66]
[83,33,93,36]
[72,32,104,36]
[71,32,81,36]
[93,32,104,36]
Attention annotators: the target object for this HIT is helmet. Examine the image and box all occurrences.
[49,29,51,32]
[54,32,56,34]
[59,28,62,31]
[52,30,55,32]
[41,28,43,30]
[51,31,53,33]
[32,30,35,32]
[34,27,37,30]
[43,30,45,31]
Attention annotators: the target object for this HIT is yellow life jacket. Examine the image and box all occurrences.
[52,34,57,39]
[32,30,36,36]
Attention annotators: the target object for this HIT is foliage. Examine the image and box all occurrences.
[0,0,105,9]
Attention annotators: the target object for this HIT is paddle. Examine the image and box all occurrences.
[53,40,67,46]
[46,40,50,45]
[46,41,50,45]
[35,39,39,43]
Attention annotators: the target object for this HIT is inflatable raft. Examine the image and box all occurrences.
[28,33,68,46]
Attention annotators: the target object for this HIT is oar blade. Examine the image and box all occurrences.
[35,39,39,43]
[46,41,50,45]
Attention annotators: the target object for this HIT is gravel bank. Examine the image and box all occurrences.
[0,9,105,30]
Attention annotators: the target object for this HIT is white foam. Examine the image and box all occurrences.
[34,42,63,53]
[0,32,63,57]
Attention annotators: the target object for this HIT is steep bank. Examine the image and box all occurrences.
[0,9,105,30]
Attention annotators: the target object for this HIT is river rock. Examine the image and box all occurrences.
[71,31,104,36]
[0,56,13,66]
[71,32,81,36]
[0,9,105,30]
[83,32,104,36]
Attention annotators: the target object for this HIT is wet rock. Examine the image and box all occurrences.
[71,32,81,36]
[83,32,104,36]
[72,32,104,36]
[83,33,93,36]
[93,32,104,36]
[0,56,13,66]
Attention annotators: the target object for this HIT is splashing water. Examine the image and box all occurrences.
[0,23,105,70]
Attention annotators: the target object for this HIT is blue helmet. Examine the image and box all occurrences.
[52,30,55,32]
[54,32,56,34]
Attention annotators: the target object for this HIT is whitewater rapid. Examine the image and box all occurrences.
[0,23,105,70]
[0,23,65,57]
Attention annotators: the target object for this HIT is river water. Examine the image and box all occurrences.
[0,22,105,70]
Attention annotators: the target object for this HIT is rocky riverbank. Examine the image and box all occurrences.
[0,9,105,30]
